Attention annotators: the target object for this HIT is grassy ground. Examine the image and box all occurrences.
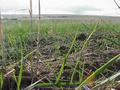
[0,20,120,90]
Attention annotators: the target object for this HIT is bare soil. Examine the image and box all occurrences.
[1,31,120,90]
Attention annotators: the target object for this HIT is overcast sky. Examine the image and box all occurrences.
[0,0,120,16]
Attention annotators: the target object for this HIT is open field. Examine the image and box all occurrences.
[0,18,120,90]
[2,14,120,23]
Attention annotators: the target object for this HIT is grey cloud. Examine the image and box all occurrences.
[65,6,102,14]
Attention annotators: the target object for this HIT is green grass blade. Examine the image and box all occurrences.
[81,23,98,52]
[70,23,98,83]
[17,59,23,90]
[0,73,3,89]
[36,82,80,88]
[105,37,120,46]
[14,49,37,90]
[55,29,78,84]
[92,71,120,89]
[75,54,120,90]
[17,37,23,90]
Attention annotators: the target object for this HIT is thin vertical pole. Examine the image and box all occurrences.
[29,0,34,83]
[38,0,41,20]
[0,10,2,67]
[29,0,33,31]
[30,0,32,17]
[0,10,3,45]
[113,0,120,8]
[35,0,41,77]
[37,0,41,50]
[0,10,5,71]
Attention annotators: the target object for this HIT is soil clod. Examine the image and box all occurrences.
[76,33,87,41]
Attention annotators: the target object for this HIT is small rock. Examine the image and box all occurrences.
[38,59,42,63]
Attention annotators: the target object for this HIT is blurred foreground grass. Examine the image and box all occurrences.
[0,20,120,90]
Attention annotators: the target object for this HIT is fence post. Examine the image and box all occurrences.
[38,0,41,20]
[0,10,5,71]
[29,0,33,31]
[0,10,3,45]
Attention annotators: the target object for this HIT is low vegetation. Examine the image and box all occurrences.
[0,20,120,90]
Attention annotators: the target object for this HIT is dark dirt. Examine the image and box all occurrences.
[76,33,87,41]
[1,32,120,90]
